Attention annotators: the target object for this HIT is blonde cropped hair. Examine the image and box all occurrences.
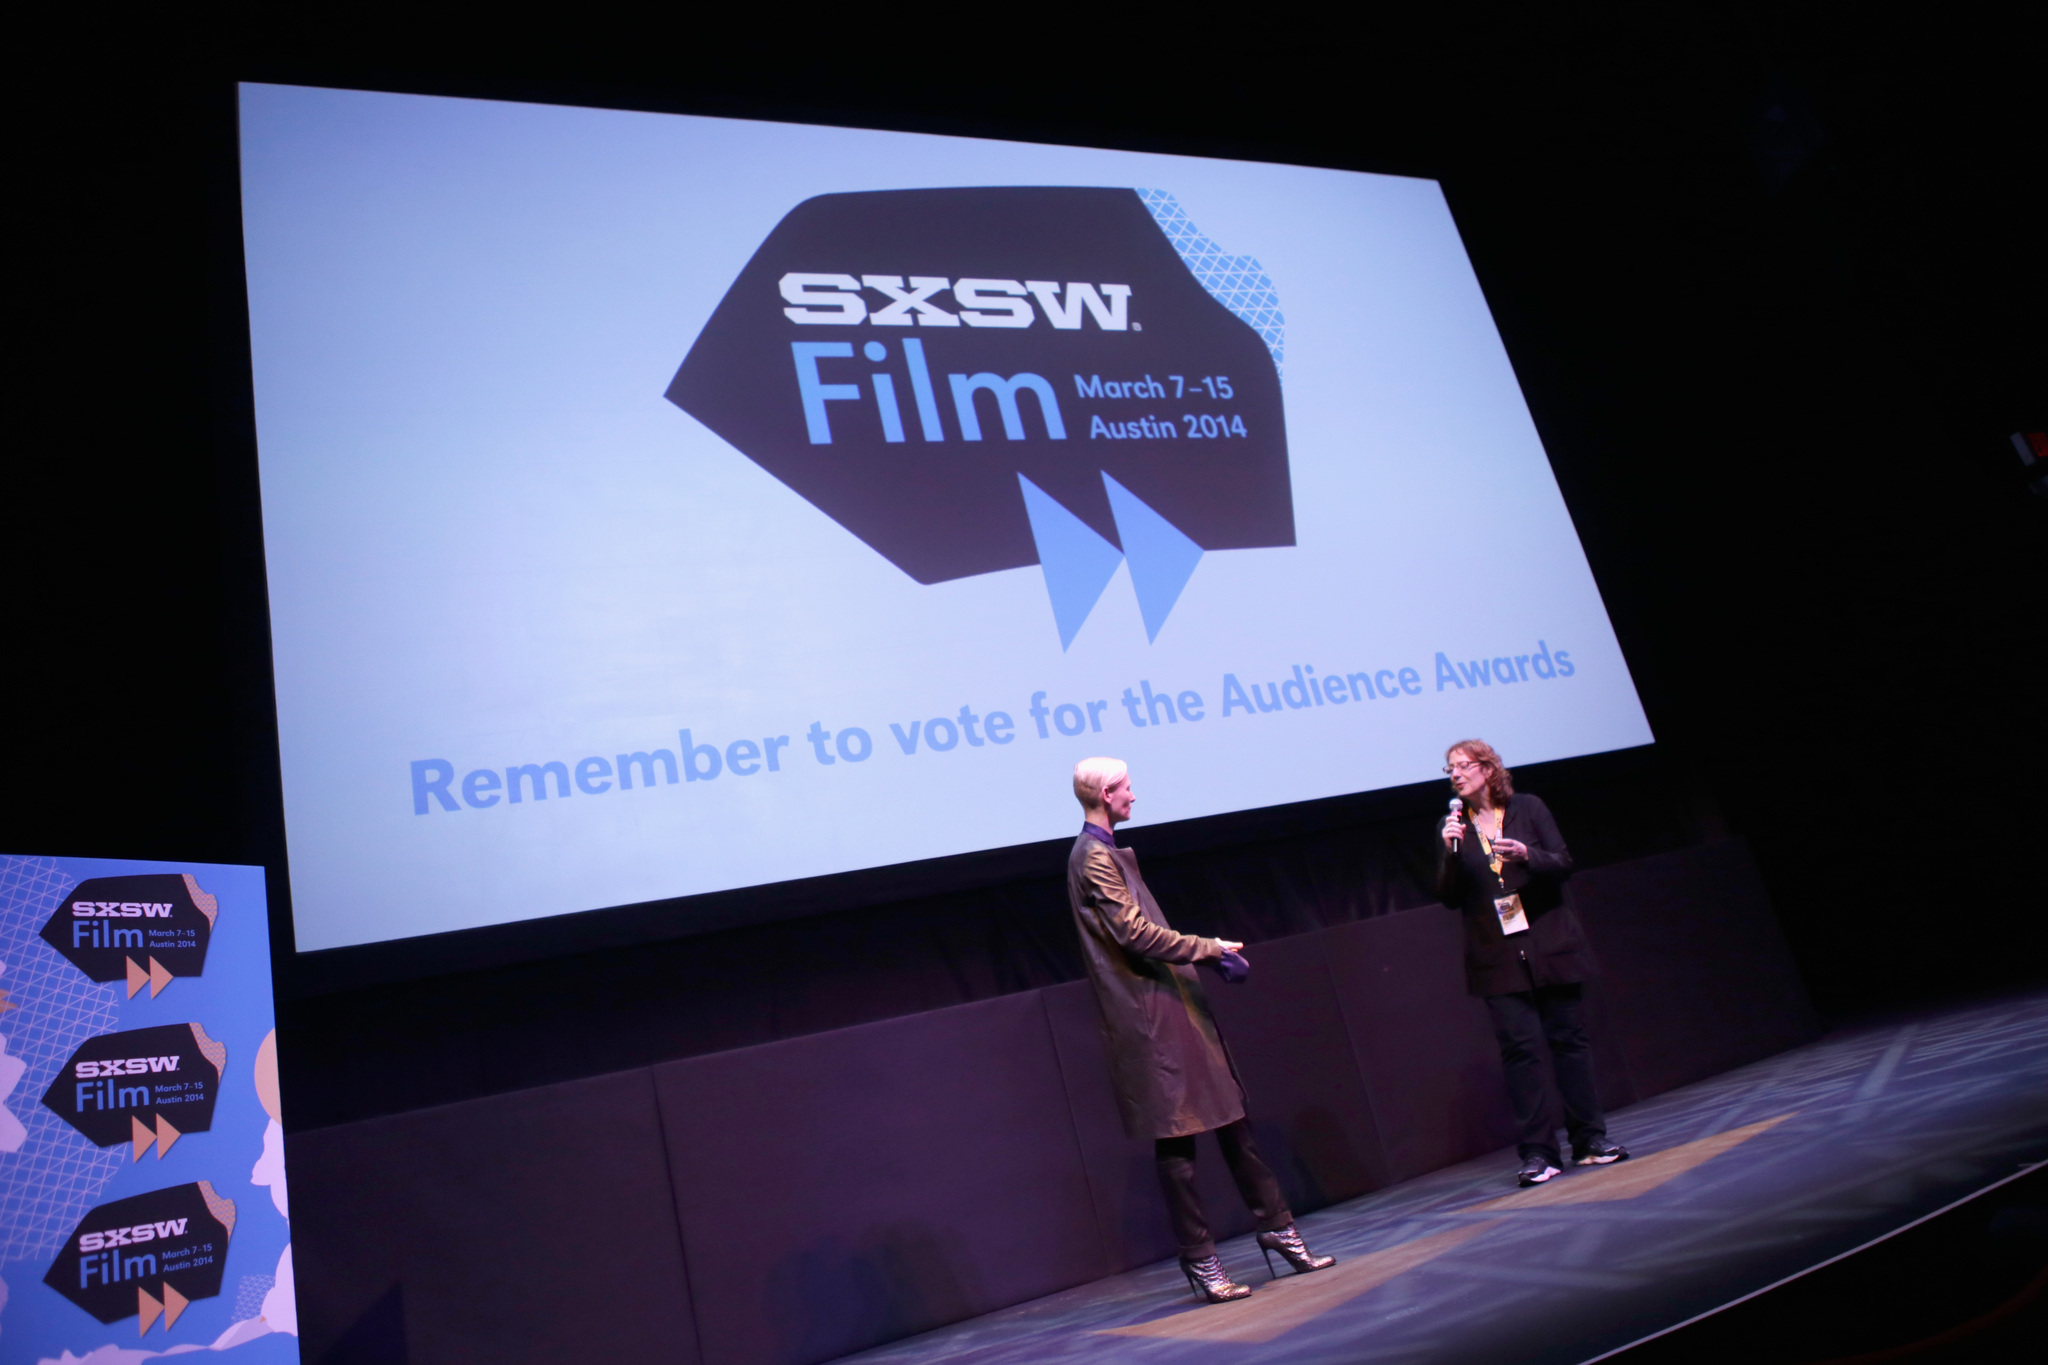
[1072,757,1129,808]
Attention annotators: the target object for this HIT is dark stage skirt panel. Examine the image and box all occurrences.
[290,840,1852,1365]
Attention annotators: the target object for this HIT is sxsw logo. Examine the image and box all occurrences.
[667,188,1294,647]
[779,274,1132,331]
[78,1221,188,1253]
[73,901,178,918]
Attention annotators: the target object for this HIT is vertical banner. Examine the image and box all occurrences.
[0,855,298,1363]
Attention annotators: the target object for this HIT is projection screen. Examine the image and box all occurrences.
[237,83,1653,953]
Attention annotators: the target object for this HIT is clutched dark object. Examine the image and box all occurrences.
[1209,949,1250,984]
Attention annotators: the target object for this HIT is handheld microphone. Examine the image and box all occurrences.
[1448,797,1463,852]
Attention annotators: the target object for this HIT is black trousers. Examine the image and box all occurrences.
[1154,1117,1293,1261]
[1485,982,1608,1166]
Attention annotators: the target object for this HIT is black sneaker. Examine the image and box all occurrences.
[1517,1157,1562,1186]
[1574,1142,1629,1166]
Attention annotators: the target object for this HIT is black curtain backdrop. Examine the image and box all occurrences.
[8,8,2044,1131]
[278,747,1706,1130]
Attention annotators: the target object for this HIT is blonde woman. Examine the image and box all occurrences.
[1068,757,1333,1302]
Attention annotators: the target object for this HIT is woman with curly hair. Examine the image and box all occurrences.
[1439,739,1628,1186]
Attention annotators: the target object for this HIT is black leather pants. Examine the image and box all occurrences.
[1154,1117,1293,1261]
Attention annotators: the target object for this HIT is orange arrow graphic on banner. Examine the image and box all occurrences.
[131,1114,154,1161]
[125,957,148,999]
[155,1113,182,1157]
[163,1281,190,1328]
[149,957,173,997]
[137,1286,163,1335]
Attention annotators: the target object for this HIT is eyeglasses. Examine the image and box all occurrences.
[1443,760,1485,775]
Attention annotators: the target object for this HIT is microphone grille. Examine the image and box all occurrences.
[1449,797,1463,812]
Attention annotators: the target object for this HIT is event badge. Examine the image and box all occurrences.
[1494,894,1530,936]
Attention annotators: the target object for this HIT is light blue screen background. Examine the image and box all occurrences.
[239,84,1652,954]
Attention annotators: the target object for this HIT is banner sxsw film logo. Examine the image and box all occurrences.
[40,874,218,999]
[667,188,1293,647]
[43,1022,229,1159]
[46,1182,235,1331]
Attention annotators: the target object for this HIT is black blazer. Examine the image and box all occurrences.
[1436,792,1594,997]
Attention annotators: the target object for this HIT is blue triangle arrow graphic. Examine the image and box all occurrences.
[1102,473,1204,642]
[1018,474,1124,650]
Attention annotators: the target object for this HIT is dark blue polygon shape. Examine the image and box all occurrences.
[665,187,1293,594]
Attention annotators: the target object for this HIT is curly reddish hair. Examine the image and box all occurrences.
[1446,739,1514,806]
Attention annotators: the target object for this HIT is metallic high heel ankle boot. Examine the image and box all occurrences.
[1179,1253,1253,1302]
[1256,1224,1336,1277]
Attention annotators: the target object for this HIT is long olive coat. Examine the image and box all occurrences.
[1067,831,1245,1140]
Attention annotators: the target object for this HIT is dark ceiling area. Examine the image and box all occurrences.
[9,7,2043,1017]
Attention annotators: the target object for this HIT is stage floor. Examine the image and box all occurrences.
[832,990,2048,1365]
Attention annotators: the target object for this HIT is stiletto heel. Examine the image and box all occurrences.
[1180,1254,1253,1302]
[1255,1224,1335,1277]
